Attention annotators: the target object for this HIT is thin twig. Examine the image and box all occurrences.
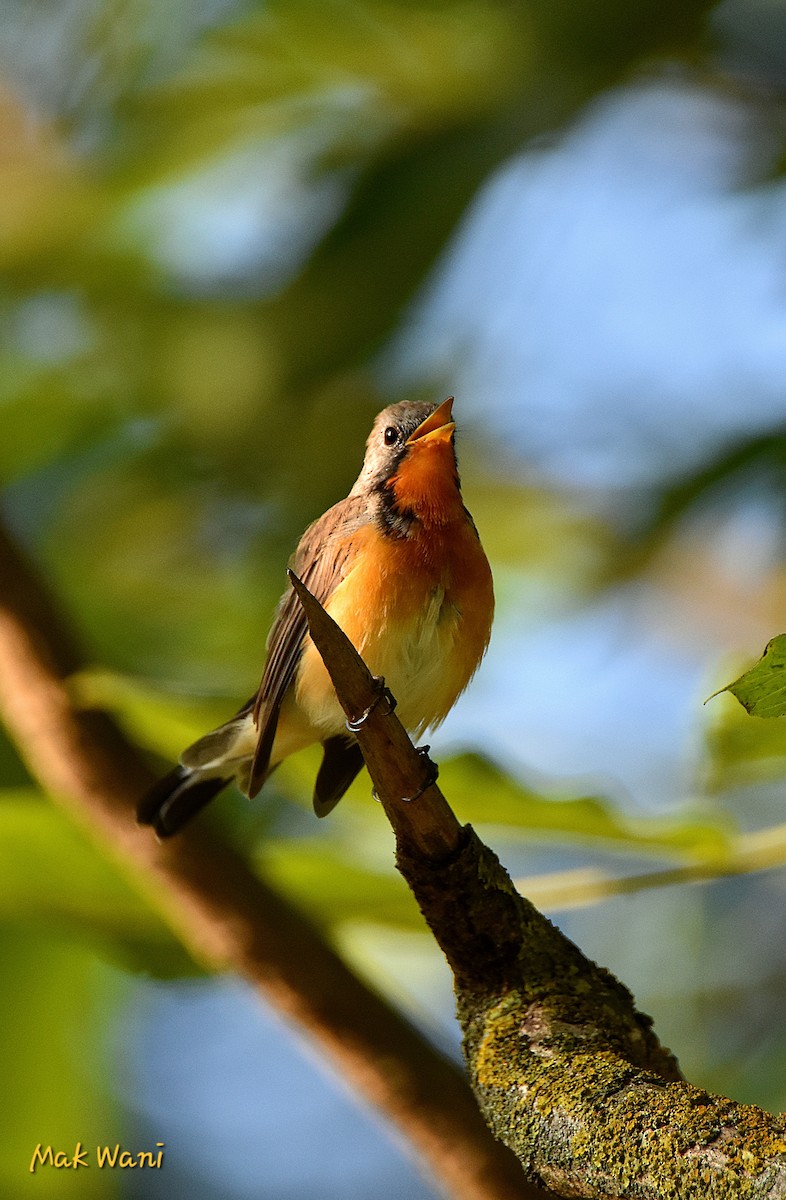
[515,822,786,912]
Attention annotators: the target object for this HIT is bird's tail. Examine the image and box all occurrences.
[137,766,231,838]
[137,705,256,838]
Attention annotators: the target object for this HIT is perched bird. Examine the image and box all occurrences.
[138,396,494,837]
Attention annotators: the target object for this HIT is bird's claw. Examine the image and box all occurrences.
[402,745,439,803]
[346,676,397,732]
[371,747,438,805]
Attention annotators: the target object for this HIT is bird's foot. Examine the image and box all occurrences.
[346,676,397,732]
[402,745,439,803]
[371,748,438,805]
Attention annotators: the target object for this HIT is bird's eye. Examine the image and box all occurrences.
[384,426,399,446]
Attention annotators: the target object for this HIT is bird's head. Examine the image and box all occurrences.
[354,397,462,529]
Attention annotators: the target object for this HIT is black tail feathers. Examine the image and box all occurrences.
[137,766,230,839]
[139,732,363,837]
[313,737,364,818]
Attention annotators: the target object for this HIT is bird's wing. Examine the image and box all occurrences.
[248,493,366,796]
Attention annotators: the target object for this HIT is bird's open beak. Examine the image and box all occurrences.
[407,396,456,446]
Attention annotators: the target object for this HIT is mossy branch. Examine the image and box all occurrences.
[290,572,786,1200]
[0,519,540,1200]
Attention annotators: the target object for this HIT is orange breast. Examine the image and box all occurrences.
[294,516,494,739]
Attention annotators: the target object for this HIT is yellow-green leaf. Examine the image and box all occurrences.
[718,635,786,719]
[0,793,200,976]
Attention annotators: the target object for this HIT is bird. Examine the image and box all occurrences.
[137,396,494,837]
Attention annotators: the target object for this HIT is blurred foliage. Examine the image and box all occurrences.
[0,795,201,976]
[628,428,786,568]
[702,638,786,794]
[261,752,739,935]
[705,688,786,793]
[4,0,786,1186]
[0,925,122,1200]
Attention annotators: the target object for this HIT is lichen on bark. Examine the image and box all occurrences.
[291,571,786,1199]
[397,827,786,1199]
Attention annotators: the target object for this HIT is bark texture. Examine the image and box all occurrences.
[293,571,786,1200]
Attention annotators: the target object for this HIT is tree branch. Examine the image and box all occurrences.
[290,571,786,1199]
[0,518,542,1200]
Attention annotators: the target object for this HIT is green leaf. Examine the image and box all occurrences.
[718,635,786,719]
[0,793,201,976]
[69,666,232,761]
[437,753,733,864]
[260,839,422,930]
[257,749,736,941]
[276,750,733,866]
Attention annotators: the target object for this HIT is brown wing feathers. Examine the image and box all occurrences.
[248,496,365,797]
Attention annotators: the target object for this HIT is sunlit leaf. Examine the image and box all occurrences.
[438,753,733,863]
[274,748,733,865]
[69,667,233,761]
[516,819,786,912]
[718,635,786,719]
[335,921,449,1027]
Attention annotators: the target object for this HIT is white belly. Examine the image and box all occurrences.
[297,584,464,739]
